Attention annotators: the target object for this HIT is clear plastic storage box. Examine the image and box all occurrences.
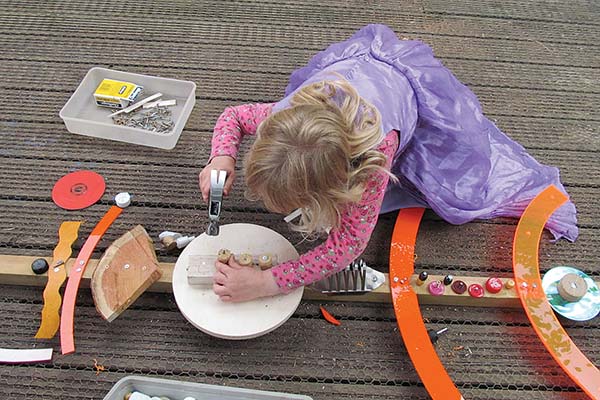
[60,67,196,150]
[103,376,314,400]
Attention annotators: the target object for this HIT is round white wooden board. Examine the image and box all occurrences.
[172,223,303,340]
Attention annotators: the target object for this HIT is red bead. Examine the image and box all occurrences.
[486,277,503,294]
[468,283,484,298]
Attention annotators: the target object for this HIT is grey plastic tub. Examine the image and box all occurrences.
[60,67,196,150]
[103,376,314,400]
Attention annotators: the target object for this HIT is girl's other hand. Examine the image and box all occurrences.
[212,257,281,302]
[198,156,236,202]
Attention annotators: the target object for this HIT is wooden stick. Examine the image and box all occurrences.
[7,253,593,308]
[0,255,173,292]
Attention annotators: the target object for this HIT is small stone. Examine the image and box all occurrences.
[443,275,453,285]
[31,258,49,275]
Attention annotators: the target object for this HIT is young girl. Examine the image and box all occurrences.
[199,24,578,303]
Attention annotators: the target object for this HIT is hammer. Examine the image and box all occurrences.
[207,169,227,236]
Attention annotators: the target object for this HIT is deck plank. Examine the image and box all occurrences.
[0,156,598,227]
[0,200,598,277]
[423,0,599,25]
[3,0,600,47]
[0,296,597,389]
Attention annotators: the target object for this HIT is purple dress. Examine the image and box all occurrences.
[273,24,578,241]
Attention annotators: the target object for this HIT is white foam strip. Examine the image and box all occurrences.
[108,92,163,117]
[284,208,303,223]
[157,99,176,107]
[141,100,161,109]
[0,347,53,364]
[142,99,177,109]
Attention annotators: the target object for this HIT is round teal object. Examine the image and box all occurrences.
[542,266,599,321]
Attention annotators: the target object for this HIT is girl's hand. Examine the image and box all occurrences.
[212,258,281,302]
[198,156,236,202]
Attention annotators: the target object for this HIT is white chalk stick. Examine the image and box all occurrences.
[108,93,163,117]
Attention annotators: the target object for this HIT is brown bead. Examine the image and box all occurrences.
[217,248,232,263]
[258,254,273,270]
[236,253,253,266]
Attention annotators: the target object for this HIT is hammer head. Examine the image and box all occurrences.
[206,169,227,236]
[206,221,220,236]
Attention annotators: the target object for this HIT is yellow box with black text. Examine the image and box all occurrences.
[93,78,143,108]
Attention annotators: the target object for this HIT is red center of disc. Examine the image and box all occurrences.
[70,183,88,195]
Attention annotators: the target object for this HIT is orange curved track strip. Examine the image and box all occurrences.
[60,206,122,355]
[390,208,464,400]
[35,221,82,339]
[513,185,600,399]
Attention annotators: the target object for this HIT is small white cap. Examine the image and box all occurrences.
[115,192,132,208]
[158,231,182,240]
[176,235,195,249]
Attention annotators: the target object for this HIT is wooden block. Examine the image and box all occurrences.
[187,255,217,286]
[91,225,162,322]
[557,273,587,302]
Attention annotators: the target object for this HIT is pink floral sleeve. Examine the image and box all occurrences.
[210,103,275,161]
[271,130,400,292]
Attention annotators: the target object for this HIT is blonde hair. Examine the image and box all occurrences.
[244,80,391,234]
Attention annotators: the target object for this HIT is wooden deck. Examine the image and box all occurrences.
[0,0,598,398]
